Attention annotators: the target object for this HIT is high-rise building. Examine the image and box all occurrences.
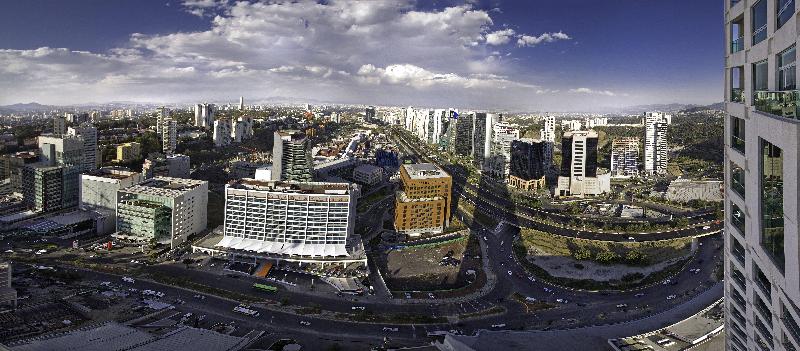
[486,121,520,178]
[394,163,452,236]
[541,115,556,143]
[365,106,376,122]
[80,167,142,235]
[67,123,99,171]
[724,2,800,351]
[116,142,142,163]
[556,130,610,197]
[454,112,474,157]
[471,113,500,165]
[643,112,670,175]
[142,153,190,179]
[115,177,208,248]
[239,96,244,111]
[213,119,232,147]
[0,151,39,195]
[162,119,177,155]
[194,103,215,128]
[156,106,170,137]
[38,134,84,168]
[22,164,81,212]
[0,261,16,309]
[218,179,357,257]
[508,139,547,191]
[53,115,67,136]
[272,130,313,182]
[610,137,640,178]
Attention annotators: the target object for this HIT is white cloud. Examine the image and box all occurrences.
[569,87,618,96]
[485,29,515,45]
[517,31,571,47]
[0,1,576,108]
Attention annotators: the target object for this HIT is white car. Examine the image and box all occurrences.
[556,298,568,304]
[616,304,628,308]
[491,323,506,328]
[383,327,399,332]
[352,306,365,311]
[628,237,636,241]
[299,321,311,326]
[507,270,513,276]
[543,287,553,293]
[702,225,711,230]
[667,295,677,300]
[528,276,536,282]
[122,277,135,284]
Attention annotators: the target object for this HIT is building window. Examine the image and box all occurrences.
[731,202,745,234]
[730,234,746,265]
[783,303,800,346]
[731,16,745,53]
[753,263,773,299]
[761,139,785,272]
[778,46,796,91]
[754,60,769,92]
[731,66,745,102]
[754,294,774,327]
[731,116,746,154]
[778,0,796,29]
[753,0,768,45]
[731,163,745,198]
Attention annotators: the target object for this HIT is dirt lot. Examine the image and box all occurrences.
[377,234,482,292]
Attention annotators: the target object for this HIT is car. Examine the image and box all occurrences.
[383,327,399,332]
[299,321,311,326]
[667,295,677,300]
[525,297,537,303]
[490,324,506,329]
[556,298,568,304]
[352,306,365,311]
[428,293,436,299]
[628,237,636,241]
[507,270,513,276]
[702,225,711,230]
[634,293,645,298]
[616,304,628,308]
[543,287,553,293]
[528,276,536,282]
[404,293,412,299]
[122,277,135,283]
[193,294,206,300]
[662,279,671,285]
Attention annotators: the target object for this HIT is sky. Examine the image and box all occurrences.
[0,0,723,112]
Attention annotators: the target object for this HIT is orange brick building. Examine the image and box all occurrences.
[394,163,452,236]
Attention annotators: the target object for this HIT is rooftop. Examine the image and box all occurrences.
[84,167,139,180]
[402,163,449,180]
[229,179,352,195]
[121,177,206,197]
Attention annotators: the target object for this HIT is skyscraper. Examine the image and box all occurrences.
[508,139,547,191]
[643,111,670,175]
[724,2,800,351]
[194,103,215,128]
[272,130,313,182]
[487,121,520,178]
[156,106,169,137]
[239,96,244,111]
[556,130,609,197]
[471,113,500,165]
[365,106,376,122]
[162,119,177,155]
[610,137,640,178]
[541,115,556,143]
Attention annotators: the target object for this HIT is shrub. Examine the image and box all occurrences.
[573,248,592,260]
[595,251,619,264]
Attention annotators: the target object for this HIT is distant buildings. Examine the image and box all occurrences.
[115,177,208,248]
[610,137,640,178]
[471,113,500,165]
[365,106,376,122]
[231,116,254,143]
[353,164,383,186]
[116,142,142,163]
[541,116,556,143]
[453,113,473,157]
[0,151,39,195]
[219,179,357,257]
[665,179,722,203]
[238,96,244,111]
[487,121,520,178]
[156,107,169,137]
[643,111,670,175]
[508,139,547,191]
[556,130,610,197]
[394,163,452,236]
[53,115,66,136]
[272,130,313,182]
[194,103,215,128]
[142,154,190,179]
[38,134,84,168]
[80,167,142,235]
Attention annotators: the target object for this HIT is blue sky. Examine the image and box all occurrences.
[0,0,723,111]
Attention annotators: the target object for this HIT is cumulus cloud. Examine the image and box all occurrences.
[569,87,618,96]
[485,29,515,45]
[517,31,571,47]
[0,1,579,107]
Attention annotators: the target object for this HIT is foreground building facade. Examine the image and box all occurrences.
[394,163,452,236]
[724,1,800,350]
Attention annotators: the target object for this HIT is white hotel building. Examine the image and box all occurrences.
[724,0,800,350]
[217,179,358,258]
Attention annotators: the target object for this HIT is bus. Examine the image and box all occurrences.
[252,283,278,293]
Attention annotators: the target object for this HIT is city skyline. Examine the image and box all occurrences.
[0,0,722,112]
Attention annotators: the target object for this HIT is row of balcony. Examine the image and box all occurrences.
[732,90,800,119]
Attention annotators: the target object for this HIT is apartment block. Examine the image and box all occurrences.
[67,123,99,171]
[218,179,357,257]
[556,130,610,197]
[508,139,547,191]
[643,112,670,175]
[724,1,800,350]
[394,163,452,236]
[352,164,383,186]
[21,164,81,212]
[116,142,141,163]
[610,137,640,178]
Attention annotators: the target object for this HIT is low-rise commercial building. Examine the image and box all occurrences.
[352,164,383,185]
[80,168,142,234]
[142,154,190,179]
[115,177,208,248]
[394,163,451,236]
